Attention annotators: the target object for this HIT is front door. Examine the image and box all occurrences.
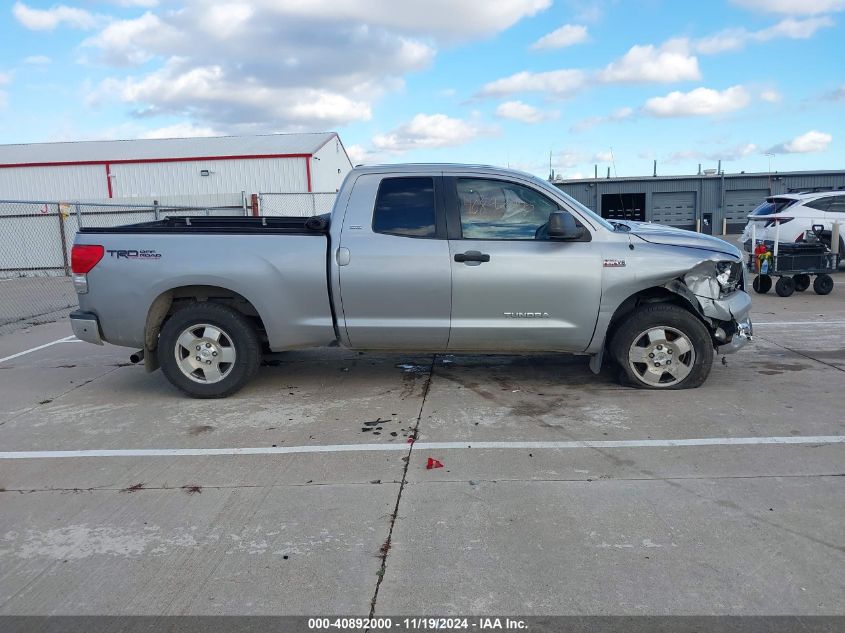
[337,172,452,350]
[445,176,602,352]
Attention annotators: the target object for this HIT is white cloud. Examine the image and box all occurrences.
[760,89,781,102]
[643,85,751,117]
[693,29,747,54]
[769,130,832,153]
[12,2,100,30]
[140,122,219,139]
[571,107,634,132]
[494,100,557,123]
[346,144,368,164]
[755,15,834,38]
[598,39,700,83]
[0,72,11,85]
[112,0,159,7]
[23,54,51,65]
[477,69,587,98]
[692,16,833,54]
[372,113,487,152]
[593,150,614,162]
[731,0,845,14]
[85,1,546,132]
[665,142,759,164]
[531,24,588,50]
[825,85,845,100]
[83,12,170,66]
[254,0,551,39]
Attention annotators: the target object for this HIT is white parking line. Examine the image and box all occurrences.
[0,435,842,460]
[754,321,845,326]
[0,336,78,365]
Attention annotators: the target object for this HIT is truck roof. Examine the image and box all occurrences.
[351,163,533,178]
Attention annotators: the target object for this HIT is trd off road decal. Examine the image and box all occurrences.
[106,249,161,260]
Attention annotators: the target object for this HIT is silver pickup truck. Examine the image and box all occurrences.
[70,164,752,397]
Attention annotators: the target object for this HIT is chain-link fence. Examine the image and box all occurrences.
[0,199,243,335]
[259,192,336,216]
[0,194,337,335]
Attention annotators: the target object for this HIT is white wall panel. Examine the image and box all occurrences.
[310,138,353,192]
[0,165,108,200]
[110,157,308,198]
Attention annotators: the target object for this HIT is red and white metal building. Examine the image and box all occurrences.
[0,132,352,201]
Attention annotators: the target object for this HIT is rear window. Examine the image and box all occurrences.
[750,198,796,216]
[372,177,436,238]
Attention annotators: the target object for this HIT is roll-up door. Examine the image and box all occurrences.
[724,189,768,231]
[651,191,696,229]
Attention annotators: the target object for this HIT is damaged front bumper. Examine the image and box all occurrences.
[709,290,753,354]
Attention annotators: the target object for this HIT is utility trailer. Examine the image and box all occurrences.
[748,222,837,297]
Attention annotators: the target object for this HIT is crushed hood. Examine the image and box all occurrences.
[618,221,741,259]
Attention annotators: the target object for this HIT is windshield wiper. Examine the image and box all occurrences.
[610,221,631,232]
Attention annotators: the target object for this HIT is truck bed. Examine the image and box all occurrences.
[78,214,330,235]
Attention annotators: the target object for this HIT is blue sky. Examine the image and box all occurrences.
[0,0,842,179]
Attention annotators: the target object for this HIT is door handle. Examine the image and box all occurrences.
[454,251,490,263]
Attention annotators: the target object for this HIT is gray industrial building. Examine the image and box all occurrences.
[555,169,845,234]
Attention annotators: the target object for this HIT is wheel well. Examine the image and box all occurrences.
[144,285,267,354]
[606,286,708,348]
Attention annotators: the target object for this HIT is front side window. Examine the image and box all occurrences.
[372,177,436,238]
[457,178,559,239]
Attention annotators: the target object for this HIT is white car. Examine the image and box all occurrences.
[739,190,845,253]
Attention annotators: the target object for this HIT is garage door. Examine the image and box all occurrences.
[725,189,768,231]
[651,192,696,229]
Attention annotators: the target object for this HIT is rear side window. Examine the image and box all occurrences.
[826,196,845,213]
[372,177,436,238]
[750,198,796,215]
[805,197,834,212]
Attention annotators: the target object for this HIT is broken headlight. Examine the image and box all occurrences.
[715,261,741,293]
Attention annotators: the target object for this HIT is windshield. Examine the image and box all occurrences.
[750,198,796,216]
[526,175,615,231]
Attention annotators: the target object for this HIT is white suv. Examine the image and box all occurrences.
[739,190,845,253]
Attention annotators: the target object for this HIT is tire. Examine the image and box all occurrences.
[752,275,772,294]
[775,276,795,297]
[158,302,260,398]
[792,274,811,292]
[610,304,714,390]
[813,274,834,295]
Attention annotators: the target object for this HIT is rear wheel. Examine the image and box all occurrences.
[813,274,834,295]
[775,276,795,297]
[792,274,811,292]
[610,304,713,390]
[752,275,772,294]
[159,303,260,398]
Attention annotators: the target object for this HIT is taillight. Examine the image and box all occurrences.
[764,217,793,228]
[71,244,104,273]
[71,244,104,294]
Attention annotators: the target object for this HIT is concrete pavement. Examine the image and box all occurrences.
[0,290,843,616]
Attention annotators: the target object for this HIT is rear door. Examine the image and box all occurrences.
[444,175,602,353]
[336,172,452,350]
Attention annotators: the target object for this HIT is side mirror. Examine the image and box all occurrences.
[547,211,584,240]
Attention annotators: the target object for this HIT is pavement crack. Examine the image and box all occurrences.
[756,334,845,373]
[368,353,436,621]
[0,364,123,427]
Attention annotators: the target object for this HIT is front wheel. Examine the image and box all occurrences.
[159,302,260,398]
[752,275,772,294]
[610,304,714,389]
